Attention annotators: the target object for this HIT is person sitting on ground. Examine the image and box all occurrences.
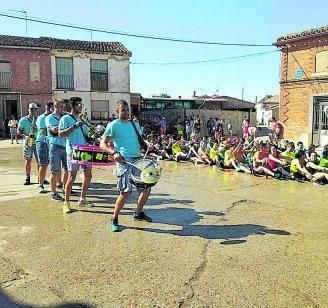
[302,148,328,184]
[195,141,211,165]
[252,142,274,177]
[209,142,220,166]
[232,141,252,174]
[154,136,170,160]
[305,145,327,172]
[294,141,304,155]
[223,144,241,171]
[280,142,296,163]
[172,139,188,162]
[184,138,200,162]
[305,144,317,162]
[290,150,314,181]
[244,140,258,168]
[163,136,175,160]
[266,145,291,179]
[199,136,207,149]
[218,140,228,163]
[319,148,328,168]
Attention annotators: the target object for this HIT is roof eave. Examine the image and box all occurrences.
[274,31,328,47]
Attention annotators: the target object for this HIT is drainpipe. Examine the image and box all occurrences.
[19,92,22,118]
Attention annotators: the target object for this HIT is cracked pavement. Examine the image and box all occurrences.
[0,141,328,307]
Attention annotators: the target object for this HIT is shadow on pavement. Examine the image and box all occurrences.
[0,291,93,307]
[124,207,290,243]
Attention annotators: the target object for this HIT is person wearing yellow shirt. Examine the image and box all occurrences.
[209,142,219,165]
[290,150,313,181]
[280,142,296,163]
[224,144,241,171]
[172,139,188,162]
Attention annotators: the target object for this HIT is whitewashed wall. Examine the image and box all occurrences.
[50,50,130,93]
[50,50,130,118]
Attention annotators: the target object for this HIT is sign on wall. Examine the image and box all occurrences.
[30,62,40,81]
[295,69,304,78]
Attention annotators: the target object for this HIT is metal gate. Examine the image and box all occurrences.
[312,96,328,146]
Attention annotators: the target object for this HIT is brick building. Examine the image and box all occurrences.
[0,38,52,122]
[274,25,328,147]
[0,35,131,123]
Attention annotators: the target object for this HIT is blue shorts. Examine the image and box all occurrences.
[49,144,68,173]
[67,155,92,173]
[116,158,151,194]
[23,140,38,161]
[36,142,49,166]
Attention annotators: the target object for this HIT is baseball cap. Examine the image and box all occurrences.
[29,103,38,109]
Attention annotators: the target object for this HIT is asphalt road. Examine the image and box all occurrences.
[0,141,327,307]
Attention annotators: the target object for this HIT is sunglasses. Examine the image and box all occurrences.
[121,108,129,111]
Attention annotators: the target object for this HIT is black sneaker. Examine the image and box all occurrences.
[24,177,31,185]
[51,192,64,201]
[110,218,120,232]
[38,185,47,194]
[133,211,152,222]
[43,179,50,185]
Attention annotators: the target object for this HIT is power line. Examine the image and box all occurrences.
[131,50,279,65]
[0,12,274,47]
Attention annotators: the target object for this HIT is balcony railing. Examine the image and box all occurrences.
[56,74,74,89]
[0,71,11,88]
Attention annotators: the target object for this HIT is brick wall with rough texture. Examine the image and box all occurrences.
[279,36,328,146]
[0,48,52,115]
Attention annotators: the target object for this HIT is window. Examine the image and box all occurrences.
[0,61,11,88]
[90,59,108,91]
[315,51,328,74]
[56,57,74,89]
[91,100,109,120]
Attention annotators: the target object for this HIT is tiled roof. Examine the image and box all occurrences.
[0,35,131,55]
[259,95,279,105]
[275,25,328,45]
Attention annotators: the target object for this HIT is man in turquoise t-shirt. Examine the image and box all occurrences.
[46,99,68,201]
[18,102,39,185]
[58,97,93,214]
[100,99,152,232]
[35,101,53,193]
